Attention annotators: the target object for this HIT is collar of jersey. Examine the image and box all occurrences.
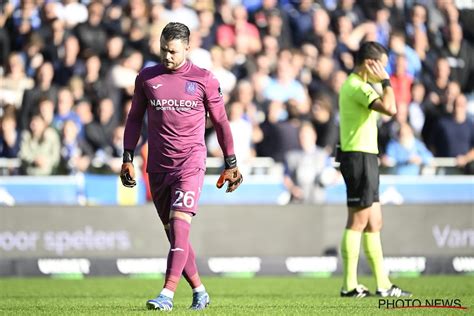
[166,60,191,74]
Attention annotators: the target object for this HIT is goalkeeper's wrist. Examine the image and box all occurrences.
[123,149,134,163]
[224,154,237,169]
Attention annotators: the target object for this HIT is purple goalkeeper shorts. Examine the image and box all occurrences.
[148,168,205,225]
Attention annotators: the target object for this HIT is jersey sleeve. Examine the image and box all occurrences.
[355,82,380,109]
[124,72,147,151]
[204,72,235,157]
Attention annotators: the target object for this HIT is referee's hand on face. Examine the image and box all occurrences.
[366,59,389,82]
[120,162,136,188]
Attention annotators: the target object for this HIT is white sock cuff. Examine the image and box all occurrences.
[161,288,175,299]
[192,284,205,293]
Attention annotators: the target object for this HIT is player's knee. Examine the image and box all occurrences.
[346,213,369,231]
[346,217,367,231]
[365,219,383,232]
[170,210,193,223]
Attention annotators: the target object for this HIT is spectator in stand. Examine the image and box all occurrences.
[442,22,474,93]
[373,4,391,47]
[188,31,212,70]
[263,9,292,50]
[0,52,34,108]
[406,4,428,47]
[108,49,143,102]
[255,100,281,160]
[261,35,279,70]
[256,100,300,162]
[210,46,236,99]
[251,53,272,104]
[110,125,125,159]
[285,0,318,47]
[10,0,41,51]
[390,54,413,108]
[310,92,338,154]
[101,35,125,77]
[19,114,60,175]
[68,76,86,104]
[378,102,409,155]
[207,101,255,168]
[216,4,261,54]
[433,93,474,174]
[223,43,250,81]
[54,35,85,86]
[74,1,108,56]
[83,54,108,109]
[333,0,365,27]
[84,98,118,157]
[39,0,65,38]
[410,8,438,80]
[443,81,462,114]
[124,0,150,31]
[0,106,21,159]
[106,125,126,173]
[382,122,433,175]
[251,0,290,39]
[21,32,45,78]
[303,8,330,49]
[319,31,338,60]
[128,20,150,57]
[299,43,318,84]
[386,31,422,79]
[327,70,347,109]
[334,13,377,54]
[20,61,58,130]
[197,9,217,50]
[0,1,13,67]
[233,79,262,124]
[423,56,450,109]
[52,87,82,132]
[37,98,55,128]
[58,119,93,175]
[263,57,307,106]
[163,0,199,31]
[284,122,335,203]
[42,18,69,62]
[408,81,427,137]
[308,55,336,97]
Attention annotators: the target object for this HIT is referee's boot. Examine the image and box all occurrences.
[376,284,412,297]
[340,284,371,298]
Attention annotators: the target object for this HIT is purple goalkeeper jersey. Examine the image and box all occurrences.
[124,61,235,172]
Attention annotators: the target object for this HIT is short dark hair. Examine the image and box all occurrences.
[355,41,388,66]
[161,22,190,44]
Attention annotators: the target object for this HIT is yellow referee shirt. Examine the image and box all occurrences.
[339,73,381,154]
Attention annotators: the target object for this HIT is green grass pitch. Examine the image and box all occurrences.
[1,276,473,315]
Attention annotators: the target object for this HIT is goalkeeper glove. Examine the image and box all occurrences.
[120,150,136,188]
[216,155,243,193]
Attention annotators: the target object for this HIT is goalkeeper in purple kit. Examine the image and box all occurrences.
[120,22,243,311]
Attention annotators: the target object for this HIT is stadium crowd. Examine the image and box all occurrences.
[0,0,473,187]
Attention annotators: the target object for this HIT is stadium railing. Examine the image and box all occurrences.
[0,157,465,176]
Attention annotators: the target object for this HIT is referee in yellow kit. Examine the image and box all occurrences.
[338,42,412,298]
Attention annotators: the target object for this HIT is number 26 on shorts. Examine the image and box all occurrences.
[172,190,195,208]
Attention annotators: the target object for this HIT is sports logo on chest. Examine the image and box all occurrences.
[185,81,198,96]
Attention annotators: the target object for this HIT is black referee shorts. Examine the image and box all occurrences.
[339,151,379,208]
